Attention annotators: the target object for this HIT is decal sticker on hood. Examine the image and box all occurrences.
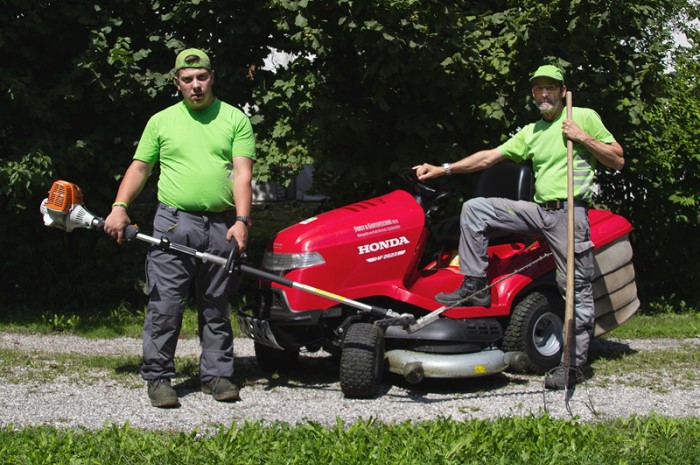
[365,250,407,263]
[353,219,401,238]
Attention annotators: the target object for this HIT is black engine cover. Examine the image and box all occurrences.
[384,317,502,354]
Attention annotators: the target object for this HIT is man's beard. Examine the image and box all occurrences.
[538,101,555,113]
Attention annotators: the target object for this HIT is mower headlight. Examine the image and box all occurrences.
[262,251,326,271]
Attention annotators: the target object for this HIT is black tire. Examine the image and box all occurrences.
[254,342,300,372]
[503,291,563,374]
[339,323,385,398]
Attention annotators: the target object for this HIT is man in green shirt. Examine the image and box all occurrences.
[413,65,624,389]
[105,48,256,407]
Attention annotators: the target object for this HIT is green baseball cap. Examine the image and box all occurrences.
[529,65,564,83]
[174,48,212,72]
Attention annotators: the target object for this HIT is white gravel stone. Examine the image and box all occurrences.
[1,332,698,432]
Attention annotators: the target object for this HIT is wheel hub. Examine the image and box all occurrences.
[531,313,563,357]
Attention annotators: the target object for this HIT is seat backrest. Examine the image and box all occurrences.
[429,162,535,247]
[473,162,533,201]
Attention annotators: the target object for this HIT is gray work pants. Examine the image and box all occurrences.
[141,203,237,382]
[459,197,595,367]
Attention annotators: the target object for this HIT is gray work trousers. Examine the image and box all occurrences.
[141,203,237,382]
[459,197,595,367]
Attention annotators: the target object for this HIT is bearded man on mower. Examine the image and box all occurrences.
[105,48,256,407]
[413,65,624,389]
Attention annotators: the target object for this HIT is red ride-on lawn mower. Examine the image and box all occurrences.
[237,163,640,398]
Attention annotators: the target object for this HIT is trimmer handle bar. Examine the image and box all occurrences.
[125,224,401,321]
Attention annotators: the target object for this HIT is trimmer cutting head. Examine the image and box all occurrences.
[40,180,102,231]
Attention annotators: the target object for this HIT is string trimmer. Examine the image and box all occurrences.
[40,180,415,326]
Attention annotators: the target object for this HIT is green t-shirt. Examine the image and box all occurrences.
[497,107,615,203]
[134,99,256,212]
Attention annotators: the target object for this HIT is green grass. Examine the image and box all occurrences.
[2,305,695,342]
[0,305,203,340]
[603,312,699,339]
[1,415,698,465]
[0,348,145,387]
[0,347,203,388]
[591,343,700,390]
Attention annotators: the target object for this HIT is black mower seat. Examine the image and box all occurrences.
[473,161,534,202]
[430,162,534,245]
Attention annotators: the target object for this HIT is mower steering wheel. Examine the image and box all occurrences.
[398,167,440,200]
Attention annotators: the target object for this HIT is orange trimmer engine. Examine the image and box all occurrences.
[40,180,103,232]
[44,180,85,214]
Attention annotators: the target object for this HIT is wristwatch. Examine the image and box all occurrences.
[442,162,452,176]
[235,216,251,227]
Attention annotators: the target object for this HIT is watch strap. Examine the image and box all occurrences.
[235,216,250,227]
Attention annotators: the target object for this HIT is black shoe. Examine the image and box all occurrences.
[202,377,241,402]
[147,379,180,408]
[435,276,491,307]
[545,366,586,390]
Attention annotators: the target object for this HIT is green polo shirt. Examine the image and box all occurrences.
[498,107,615,203]
[134,99,256,212]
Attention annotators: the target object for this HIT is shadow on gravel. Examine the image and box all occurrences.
[114,356,206,398]
[109,351,343,398]
[231,351,542,400]
[235,353,342,392]
[588,338,637,364]
[384,372,529,402]
[115,363,141,376]
[389,372,514,394]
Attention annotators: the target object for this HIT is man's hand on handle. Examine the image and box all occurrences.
[104,207,132,244]
[227,222,248,253]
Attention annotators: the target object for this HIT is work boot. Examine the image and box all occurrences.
[435,276,491,307]
[202,377,241,402]
[544,366,586,390]
[147,379,180,408]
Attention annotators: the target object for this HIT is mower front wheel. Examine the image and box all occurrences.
[339,323,385,398]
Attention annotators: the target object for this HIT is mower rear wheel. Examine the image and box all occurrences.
[254,342,300,372]
[339,323,385,398]
[503,291,563,374]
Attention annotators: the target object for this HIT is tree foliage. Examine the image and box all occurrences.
[616,24,700,304]
[260,0,679,202]
[0,0,276,310]
[0,0,698,310]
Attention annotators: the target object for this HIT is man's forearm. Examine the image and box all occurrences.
[233,182,252,216]
[450,148,505,175]
[113,160,153,206]
[232,156,254,216]
[579,138,624,171]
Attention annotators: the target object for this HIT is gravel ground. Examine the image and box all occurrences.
[1,332,699,432]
